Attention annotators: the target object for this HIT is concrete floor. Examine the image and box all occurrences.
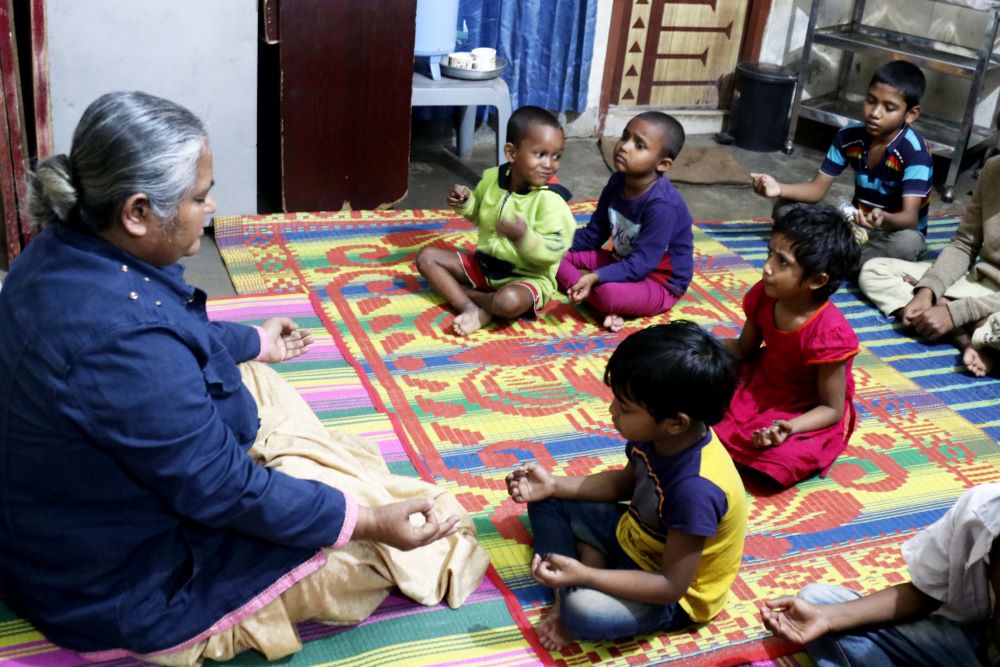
[178,117,974,298]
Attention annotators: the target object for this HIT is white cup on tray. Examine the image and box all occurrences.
[448,51,473,69]
[471,47,497,71]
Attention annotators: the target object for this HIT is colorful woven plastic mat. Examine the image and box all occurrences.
[0,293,535,667]
[210,206,1000,666]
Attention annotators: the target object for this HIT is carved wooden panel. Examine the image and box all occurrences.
[610,0,749,108]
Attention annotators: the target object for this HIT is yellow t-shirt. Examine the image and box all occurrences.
[615,431,748,622]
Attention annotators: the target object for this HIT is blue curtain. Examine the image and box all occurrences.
[458,0,597,114]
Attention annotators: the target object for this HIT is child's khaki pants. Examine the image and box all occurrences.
[859,257,1000,349]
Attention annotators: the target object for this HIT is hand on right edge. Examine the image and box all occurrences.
[760,597,831,645]
[506,461,556,503]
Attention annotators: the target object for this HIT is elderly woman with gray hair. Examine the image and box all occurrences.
[0,92,487,664]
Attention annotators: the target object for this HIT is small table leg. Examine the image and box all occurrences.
[457,105,476,158]
[428,56,442,81]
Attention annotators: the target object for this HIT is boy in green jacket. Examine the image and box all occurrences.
[416,106,576,335]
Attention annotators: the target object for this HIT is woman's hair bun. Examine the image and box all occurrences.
[28,154,78,229]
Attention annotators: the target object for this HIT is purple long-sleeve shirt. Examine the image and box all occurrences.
[571,172,694,296]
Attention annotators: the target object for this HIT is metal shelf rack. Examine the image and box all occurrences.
[785,0,1000,202]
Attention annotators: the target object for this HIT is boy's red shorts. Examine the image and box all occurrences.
[457,251,540,318]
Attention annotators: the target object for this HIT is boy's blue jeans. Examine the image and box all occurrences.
[526,497,691,641]
[799,584,987,667]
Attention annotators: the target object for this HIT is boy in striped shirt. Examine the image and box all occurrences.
[750,60,932,271]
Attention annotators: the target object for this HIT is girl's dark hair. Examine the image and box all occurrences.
[604,321,737,426]
[773,203,860,299]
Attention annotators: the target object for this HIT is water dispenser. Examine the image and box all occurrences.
[414,0,459,80]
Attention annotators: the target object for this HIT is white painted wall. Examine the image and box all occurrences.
[760,0,1000,128]
[47,0,258,218]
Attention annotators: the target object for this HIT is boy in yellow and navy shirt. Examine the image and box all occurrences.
[416,106,575,336]
[506,322,747,650]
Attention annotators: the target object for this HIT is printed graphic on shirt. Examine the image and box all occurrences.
[610,208,640,257]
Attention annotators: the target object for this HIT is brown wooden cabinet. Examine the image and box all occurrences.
[273,0,417,212]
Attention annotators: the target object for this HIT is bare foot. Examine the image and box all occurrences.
[963,346,995,377]
[535,597,574,651]
[453,305,492,336]
[603,314,625,333]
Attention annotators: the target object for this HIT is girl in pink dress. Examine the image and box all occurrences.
[715,204,862,487]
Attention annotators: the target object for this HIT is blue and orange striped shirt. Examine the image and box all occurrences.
[820,123,933,232]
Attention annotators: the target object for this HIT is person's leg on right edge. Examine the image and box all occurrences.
[857,258,933,317]
[968,312,1000,376]
[939,272,1000,374]
[799,584,895,667]
[799,584,983,667]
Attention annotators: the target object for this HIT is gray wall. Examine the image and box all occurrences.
[47,0,258,218]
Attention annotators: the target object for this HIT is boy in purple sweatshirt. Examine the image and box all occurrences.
[556,111,693,332]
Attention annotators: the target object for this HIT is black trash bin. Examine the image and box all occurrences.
[729,62,797,152]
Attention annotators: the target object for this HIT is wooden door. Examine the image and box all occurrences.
[279,0,416,211]
[604,0,750,109]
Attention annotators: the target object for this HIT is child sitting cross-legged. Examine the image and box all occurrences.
[506,321,747,650]
[751,60,932,270]
[715,204,861,488]
[761,483,1000,666]
[556,112,693,332]
[416,106,576,336]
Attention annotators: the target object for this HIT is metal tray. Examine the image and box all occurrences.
[441,57,507,81]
